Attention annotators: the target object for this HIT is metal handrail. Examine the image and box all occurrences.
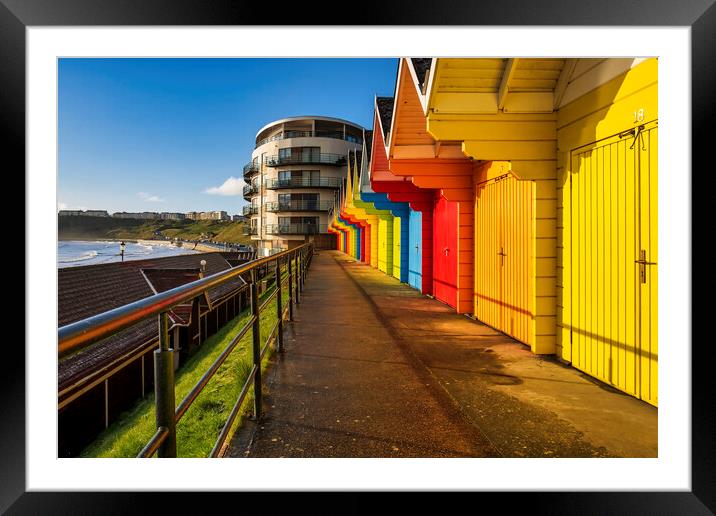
[265,177,342,189]
[243,162,260,177]
[243,184,259,196]
[58,245,309,357]
[255,131,363,148]
[58,243,314,458]
[243,205,259,216]
[265,200,333,212]
[264,224,328,235]
[264,153,346,167]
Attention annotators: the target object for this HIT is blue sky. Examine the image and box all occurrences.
[58,58,398,215]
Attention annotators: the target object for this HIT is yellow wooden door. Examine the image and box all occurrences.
[569,121,657,405]
[475,173,534,346]
[638,124,658,405]
[474,175,501,333]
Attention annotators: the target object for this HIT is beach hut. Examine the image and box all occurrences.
[423,57,658,405]
[384,60,474,312]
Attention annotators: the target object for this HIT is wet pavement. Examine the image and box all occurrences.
[227,251,657,458]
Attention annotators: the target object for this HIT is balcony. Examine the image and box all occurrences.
[242,225,258,236]
[265,200,333,213]
[265,177,342,190]
[264,224,328,235]
[264,153,346,167]
[243,184,259,199]
[243,205,259,216]
[243,162,260,179]
[255,131,362,148]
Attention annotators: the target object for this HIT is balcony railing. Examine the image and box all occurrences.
[243,205,259,216]
[265,200,333,212]
[243,225,258,235]
[243,184,259,198]
[265,177,342,189]
[264,153,346,167]
[243,162,260,178]
[255,131,362,148]
[264,224,328,235]
[58,244,314,458]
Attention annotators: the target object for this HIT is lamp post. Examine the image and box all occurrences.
[120,241,126,262]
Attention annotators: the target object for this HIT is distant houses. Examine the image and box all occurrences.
[186,210,230,221]
[112,211,166,220]
[59,210,238,221]
[58,209,110,217]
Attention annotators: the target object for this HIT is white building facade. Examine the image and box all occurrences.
[243,116,363,255]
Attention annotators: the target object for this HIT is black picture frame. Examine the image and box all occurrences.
[4,0,712,512]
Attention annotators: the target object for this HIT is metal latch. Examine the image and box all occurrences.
[635,249,657,283]
[497,247,507,267]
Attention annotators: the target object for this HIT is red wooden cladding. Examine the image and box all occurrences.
[432,195,458,308]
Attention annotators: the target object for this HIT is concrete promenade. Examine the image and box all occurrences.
[227,251,657,458]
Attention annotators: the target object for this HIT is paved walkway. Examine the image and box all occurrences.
[227,251,657,458]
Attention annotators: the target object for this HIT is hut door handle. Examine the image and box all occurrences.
[444,247,449,256]
[635,249,657,283]
[497,247,507,267]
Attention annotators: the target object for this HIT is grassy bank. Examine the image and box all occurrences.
[58,216,252,245]
[81,286,288,458]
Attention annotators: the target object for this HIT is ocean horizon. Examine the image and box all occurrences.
[58,239,200,268]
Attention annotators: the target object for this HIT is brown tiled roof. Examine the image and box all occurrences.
[364,130,373,162]
[142,268,201,294]
[58,252,248,393]
[376,97,394,139]
[411,58,432,91]
[220,251,256,262]
[59,318,157,393]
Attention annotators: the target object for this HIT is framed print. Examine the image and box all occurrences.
[4,0,713,512]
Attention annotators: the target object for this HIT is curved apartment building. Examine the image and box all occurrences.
[243,116,364,255]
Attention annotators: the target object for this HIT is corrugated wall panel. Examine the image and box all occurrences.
[370,219,379,268]
[392,217,402,280]
[474,173,536,347]
[433,196,458,308]
[408,209,423,291]
[377,218,394,276]
[567,123,657,405]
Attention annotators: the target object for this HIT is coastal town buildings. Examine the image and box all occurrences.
[112,211,161,220]
[159,212,187,220]
[59,209,110,217]
[243,116,363,256]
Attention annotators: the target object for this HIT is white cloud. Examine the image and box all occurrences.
[204,176,245,196]
[137,192,165,202]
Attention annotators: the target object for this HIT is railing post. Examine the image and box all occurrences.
[287,250,294,321]
[275,256,284,353]
[295,251,301,305]
[250,269,262,420]
[154,311,176,457]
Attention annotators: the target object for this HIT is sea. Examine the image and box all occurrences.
[58,240,200,268]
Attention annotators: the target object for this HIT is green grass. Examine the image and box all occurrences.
[80,283,290,458]
[59,217,253,245]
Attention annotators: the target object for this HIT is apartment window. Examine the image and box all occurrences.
[277,170,319,186]
[278,147,320,162]
[279,216,318,225]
